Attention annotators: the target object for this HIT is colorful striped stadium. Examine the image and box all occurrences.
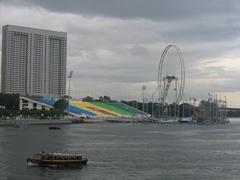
[35,98,149,118]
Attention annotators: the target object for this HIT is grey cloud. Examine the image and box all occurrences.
[2,0,240,21]
[1,1,240,105]
[68,53,156,83]
[161,20,240,43]
[128,44,150,57]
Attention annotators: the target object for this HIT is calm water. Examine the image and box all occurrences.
[1,119,240,180]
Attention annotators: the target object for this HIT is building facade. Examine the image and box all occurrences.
[1,25,67,98]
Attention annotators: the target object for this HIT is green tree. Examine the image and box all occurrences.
[82,96,94,102]
[53,98,68,112]
[0,93,19,110]
[99,96,111,102]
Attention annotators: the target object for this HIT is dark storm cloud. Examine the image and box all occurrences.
[2,0,240,20]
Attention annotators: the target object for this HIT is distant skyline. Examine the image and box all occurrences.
[0,0,240,107]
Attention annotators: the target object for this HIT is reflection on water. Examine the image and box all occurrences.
[0,119,240,179]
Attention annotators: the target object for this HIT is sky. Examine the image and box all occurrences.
[0,0,240,107]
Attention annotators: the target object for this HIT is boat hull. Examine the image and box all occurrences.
[27,158,88,167]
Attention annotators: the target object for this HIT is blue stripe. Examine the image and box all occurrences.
[39,98,96,116]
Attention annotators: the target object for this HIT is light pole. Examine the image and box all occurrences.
[145,98,148,114]
[68,71,74,116]
[151,91,155,117]
[142,85,146,112]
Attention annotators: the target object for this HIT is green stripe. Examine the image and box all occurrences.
[90,102,133,116]
[110,102,147,115]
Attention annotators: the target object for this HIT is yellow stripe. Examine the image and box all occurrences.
[70,101,105,116]
[81,101,119,116]
[87,102,122,116]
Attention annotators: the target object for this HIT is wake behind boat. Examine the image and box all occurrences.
[27,152,88,167]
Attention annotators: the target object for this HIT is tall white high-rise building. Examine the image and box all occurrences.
[1,25,67,97]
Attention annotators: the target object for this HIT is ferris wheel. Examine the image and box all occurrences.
[158,45,185,105]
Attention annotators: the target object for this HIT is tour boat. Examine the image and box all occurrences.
[27,152,88,167]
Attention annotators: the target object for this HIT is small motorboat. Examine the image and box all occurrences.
[48,126,61,130]
[178,117,193,123]
[27,152,88,167]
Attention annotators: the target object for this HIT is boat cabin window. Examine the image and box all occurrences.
[34,154,42,160]
[34,153,82,161]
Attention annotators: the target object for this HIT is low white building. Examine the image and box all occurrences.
[19,96,52,111]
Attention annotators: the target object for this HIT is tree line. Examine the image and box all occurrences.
[0,93,68,119]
